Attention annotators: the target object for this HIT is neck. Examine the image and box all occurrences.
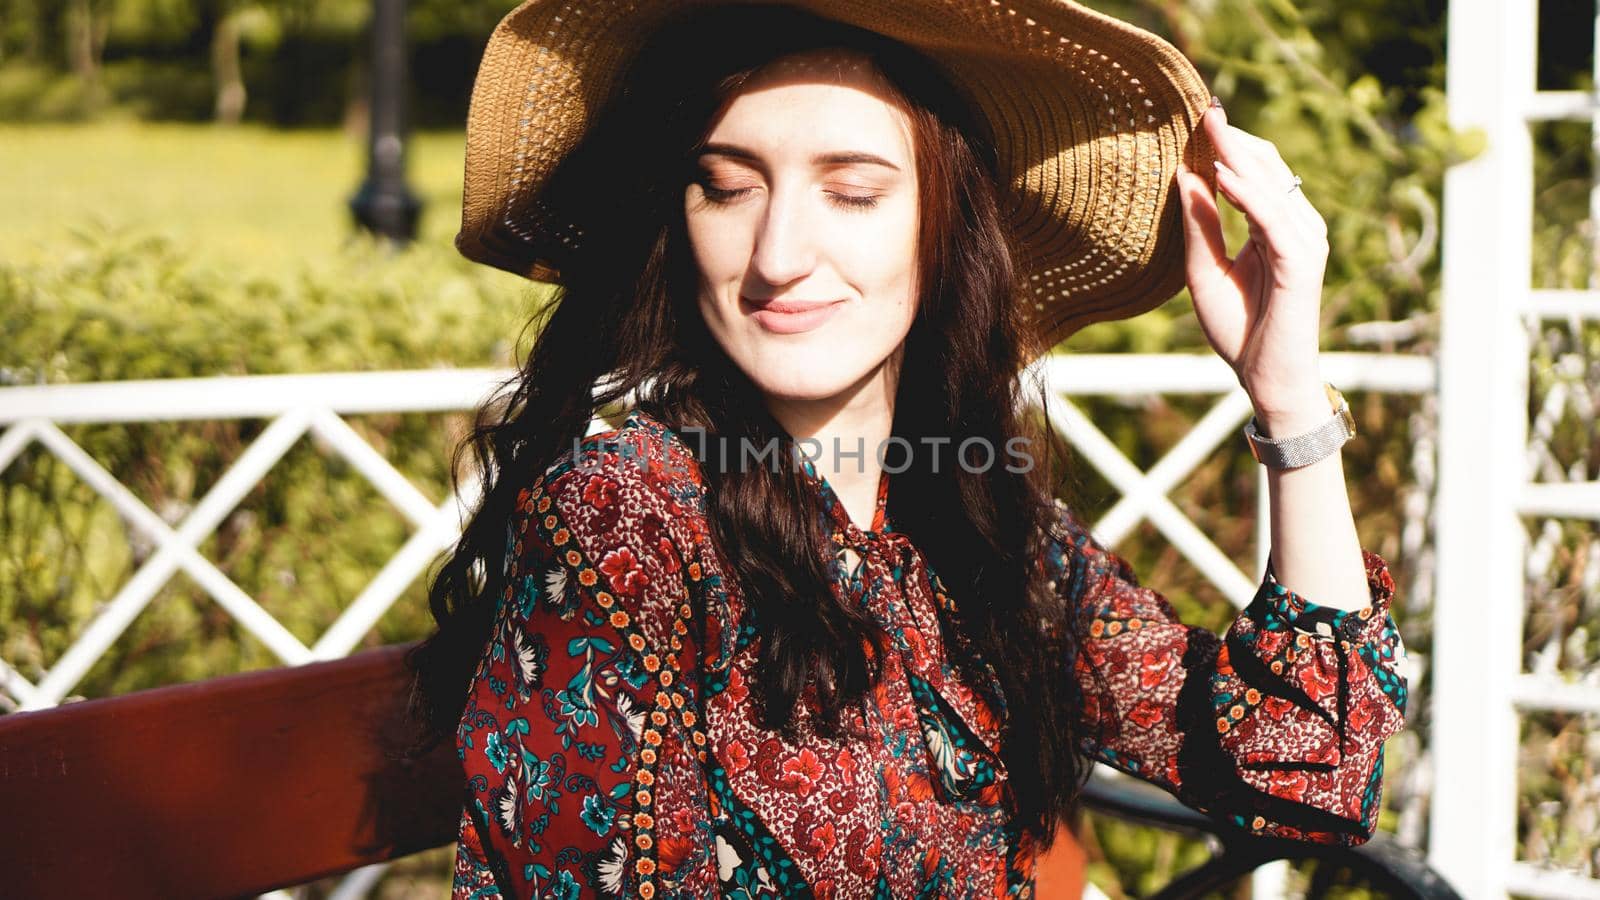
[764,361,897,533]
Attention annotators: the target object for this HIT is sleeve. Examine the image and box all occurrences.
[1044,499,1409,846]
[453,442,718,898]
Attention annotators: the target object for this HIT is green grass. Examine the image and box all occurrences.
[0,123,505,281]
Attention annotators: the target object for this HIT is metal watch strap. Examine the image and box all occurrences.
[1243,383,1356,469]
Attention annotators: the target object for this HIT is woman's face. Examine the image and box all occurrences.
[686,51,920,408]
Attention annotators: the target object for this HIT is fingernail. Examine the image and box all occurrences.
[1210,94,1223,108]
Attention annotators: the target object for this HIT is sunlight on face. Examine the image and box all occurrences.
[686,49,920,407]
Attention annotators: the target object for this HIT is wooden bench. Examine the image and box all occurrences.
[0,645,459,898]
[0,644,1456,898]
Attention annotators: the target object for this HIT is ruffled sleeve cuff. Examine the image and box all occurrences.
[1201,549,1410,844]
[1259,550,1403,650]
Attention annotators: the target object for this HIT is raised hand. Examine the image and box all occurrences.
[1174,98,1331,432]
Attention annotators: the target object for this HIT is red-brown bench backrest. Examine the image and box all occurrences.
[0,644,459,899]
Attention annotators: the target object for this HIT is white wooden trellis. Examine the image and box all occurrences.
[0,354,1434,898]
[1434,0,1600,897]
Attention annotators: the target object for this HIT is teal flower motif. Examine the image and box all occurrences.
[514,573,540,618]
[551,869,580,900]
[580,793,616,836]
[524,752,554,800]
[485,731,510,774]
[615,652,650,690]
[557,687,599,728]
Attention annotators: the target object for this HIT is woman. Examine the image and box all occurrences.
[409,2,1409,897]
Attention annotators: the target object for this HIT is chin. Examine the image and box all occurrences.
[742,354,877,404]
[749,371,865,403]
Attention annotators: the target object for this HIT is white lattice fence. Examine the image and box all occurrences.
[1435,0,1600,897]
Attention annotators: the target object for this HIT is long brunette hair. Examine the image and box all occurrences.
[408,4,1092,850]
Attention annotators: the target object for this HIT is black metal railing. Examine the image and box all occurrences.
[1079,768,1461,899]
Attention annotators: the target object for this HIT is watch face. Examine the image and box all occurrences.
[1337,406,1357,438]
[1324,384,1356,437]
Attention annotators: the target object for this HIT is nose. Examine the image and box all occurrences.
[749,183,817,287]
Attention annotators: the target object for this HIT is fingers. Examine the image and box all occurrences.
[1203,104,1292,229]
[1201,102,1328,252]
[1175,160,1228,284]
[1203,103,1285,181]
[1174,159,1255,361]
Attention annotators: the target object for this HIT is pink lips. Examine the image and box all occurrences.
[743,296,845,334]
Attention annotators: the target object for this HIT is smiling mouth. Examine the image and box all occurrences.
[741,296,846,334]
[740,296,845,314]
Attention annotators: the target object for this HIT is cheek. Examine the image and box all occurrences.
[684,208,751,289]
[838,199,919,316]
[685,213,747,349]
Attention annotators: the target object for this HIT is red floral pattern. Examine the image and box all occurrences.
[450,409,1409,898]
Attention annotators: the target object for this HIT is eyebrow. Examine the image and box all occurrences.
[697,142,902,172]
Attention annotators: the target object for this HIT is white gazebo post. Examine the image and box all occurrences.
[1433,0,1535,896]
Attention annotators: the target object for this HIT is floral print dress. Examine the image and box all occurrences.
[449,408,1408,898]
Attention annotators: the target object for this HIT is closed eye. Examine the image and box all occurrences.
[701,184,754,204]
[694,178,883,212]
[828,193,878,211]
[698,184,879,211]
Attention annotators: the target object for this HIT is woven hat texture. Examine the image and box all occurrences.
[458,0,1218,348]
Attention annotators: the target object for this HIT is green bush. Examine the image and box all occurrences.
[0,62,110,121]
[0,227,548,699]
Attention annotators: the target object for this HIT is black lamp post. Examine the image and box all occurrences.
[350,0,421,242]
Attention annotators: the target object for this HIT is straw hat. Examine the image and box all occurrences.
[457,0,1218,351]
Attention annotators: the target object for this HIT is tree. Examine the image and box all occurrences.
[64,0,112,83]
[205,0,247,123]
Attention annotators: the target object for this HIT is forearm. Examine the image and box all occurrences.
[1254,382,1371,612]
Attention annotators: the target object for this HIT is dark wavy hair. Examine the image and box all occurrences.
[408,3,1093,851]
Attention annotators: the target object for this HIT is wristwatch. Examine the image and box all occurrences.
[1243,383,1356,469]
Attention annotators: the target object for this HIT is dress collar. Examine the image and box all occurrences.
[795,452,891,541]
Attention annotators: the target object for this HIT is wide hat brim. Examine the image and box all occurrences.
[458,0,1218,352]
